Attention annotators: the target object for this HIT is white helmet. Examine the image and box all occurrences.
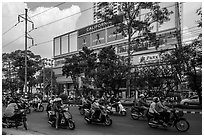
[139,94,145,98]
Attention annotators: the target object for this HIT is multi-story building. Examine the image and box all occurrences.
[52,2,184,97]
[93,2,121,23]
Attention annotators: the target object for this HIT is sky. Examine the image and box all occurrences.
[1,1,202,59]
[2,1,93,58]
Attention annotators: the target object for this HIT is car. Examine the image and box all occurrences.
[120,98,134,106]
[180,95,200,106]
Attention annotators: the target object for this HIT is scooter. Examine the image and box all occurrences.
[147,109,190,132]
[48,104,75,130]
[131,106,148,120]
[2,109,28,130]
[84,105,112,126]
[78,103,91,115]
[106,101,126,116]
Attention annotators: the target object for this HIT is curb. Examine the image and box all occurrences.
[68,104,202,114]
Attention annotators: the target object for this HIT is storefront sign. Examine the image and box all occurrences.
[139,54,160,64]
[78,21,112,36]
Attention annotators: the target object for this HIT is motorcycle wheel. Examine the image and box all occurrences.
[104,117,112,126]
[175,119,190,132]
[131,111,140,120]
[148,118,159,128]
[39,105,44,112]
[23,120,28,130]
[79,109,85,115]
[68,120,75,130]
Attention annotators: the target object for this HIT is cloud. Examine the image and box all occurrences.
[2,2,81,58]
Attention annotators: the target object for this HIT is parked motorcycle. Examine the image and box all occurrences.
[147,109,190,132]
[48,104,75,130]
[106,101,126,116]
[2,109,28,130]
[131,106,148,120]
[78,103,91,115]
[84,105,112,126]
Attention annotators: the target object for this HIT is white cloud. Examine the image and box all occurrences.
[2,2,81,58]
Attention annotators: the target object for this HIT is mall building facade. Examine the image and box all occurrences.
[52,2,187,97]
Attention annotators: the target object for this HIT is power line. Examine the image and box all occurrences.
[2,21,23,36]
[2,34,25,48]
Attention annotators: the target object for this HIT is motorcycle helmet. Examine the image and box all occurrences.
[153,97,159,102]
[139,94,145,98]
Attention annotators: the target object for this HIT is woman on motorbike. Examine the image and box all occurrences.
[148,97,160,122]
[91,99,101,121]
[53,96,63,129]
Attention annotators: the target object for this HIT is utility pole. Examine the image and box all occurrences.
[18,9,34,96]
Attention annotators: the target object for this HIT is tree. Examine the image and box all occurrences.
[97,2,173,97]
[62,54,82,97]
[2,50,41,95]
[96,46,128,96]
[160,7,202,105]
[36,67,58,96]
[78,46,97,91]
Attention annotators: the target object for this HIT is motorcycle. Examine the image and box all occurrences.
[147,108,190,132]
[106,101,126,116]
[131,106,149,120]
[32,102,44,112]
[2,109,28,130]
[78,103,91,115]
[84,105,112,126]
[48,104,75,130]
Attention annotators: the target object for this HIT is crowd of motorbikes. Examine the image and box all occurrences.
[2,95,190,132]
[2,96,45,130]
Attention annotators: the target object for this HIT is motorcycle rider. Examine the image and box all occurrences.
[33,95,41,111]
[52,95,63,129]
[3,97,20,123]
[156,97,170,126]
[91,99,101,121]
[148,97,160,123]
[110,95,119,112]
[137,94,149,116]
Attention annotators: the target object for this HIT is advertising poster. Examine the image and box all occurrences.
[92,29,106,46]
[107,27,123,42]
[78,34,90,49]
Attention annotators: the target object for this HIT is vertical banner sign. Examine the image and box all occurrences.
[78,34,90,49]
[92,30,106,46]
[107,27,123,42]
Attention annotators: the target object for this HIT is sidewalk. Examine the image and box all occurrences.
[2,128,42,135]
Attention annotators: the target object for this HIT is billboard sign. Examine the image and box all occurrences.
[78,34,90,49]
[107,26,124,42]
[92,29,106,46]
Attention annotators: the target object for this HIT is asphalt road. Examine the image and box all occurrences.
[3,104,201,135]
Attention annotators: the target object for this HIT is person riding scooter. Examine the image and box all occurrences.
[137,94,149,116]
[110,95,120,112]
[33,95,41,111]
[91,99,101,121]
[3,98,20,123]
[52,96,63,129]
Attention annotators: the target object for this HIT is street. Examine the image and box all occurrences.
[3,104,202,135]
